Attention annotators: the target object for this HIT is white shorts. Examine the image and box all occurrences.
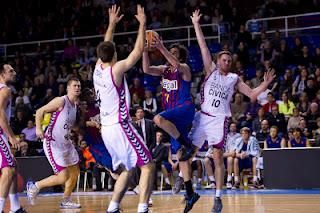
[101,121,152,171]
[191,113,229,149]
[0,133,15,170]
[43,139,79,174]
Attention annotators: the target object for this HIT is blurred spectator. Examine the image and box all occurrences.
[233,127,260,189]
[256,119,270,142]
[129,77,145,100]
[296,92,310,117]
[250,68,264,88]
[63,39,80,63]
[131,93,142,112]
[287,108,303,131]
[262,92,277,113]
[79,140,96,171]
[292,68,308,98]
[263,126,286,149]
[132,107,155,149]
[252,108,267,135]
[298,118,311,138]
[305,103,320,131]
[304,77,318,101]
[312,118,320,147]
[278,69,294,96]
[21,120,38,142]
[11,111,28,135]
[268,105,286,135]
[143,89,158,119]
[278,92,295,119]
[231,93,248,123]
[288,128,311,147]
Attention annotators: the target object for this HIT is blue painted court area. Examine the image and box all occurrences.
[25,189,320,197]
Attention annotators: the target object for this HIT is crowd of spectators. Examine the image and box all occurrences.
[2,0,320,190]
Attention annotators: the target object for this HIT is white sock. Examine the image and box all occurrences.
[137,203,148,212]
[227,175,232,182]
[215,189,222,198]
[178,171,183,178]
[9,194,20,212]
[197,178,202,184]
[0,197,6,212]
[107,201,119,212]
[234,176,239,182]
[209,175,215,182]
[253,176,258,182]
[165,177,171,185]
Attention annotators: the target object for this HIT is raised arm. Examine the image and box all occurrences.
[112,5,146,78]
[152,34,191,81]
[105,5,124,42]
[190,9,214,76]
[142,48,165,76]
[35,97,64,139]
[0,87,20,150]
[237,69,276,102]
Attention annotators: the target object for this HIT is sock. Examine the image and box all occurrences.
[137,203,148,212]
[197,178,202,184]
[107,201,119,212]
[184,180,194,197]
[0,197,6,212]
[9,194,20,212]
[253,176,258,182]
[165,177,171,185]
[234,176,239,182]
[178,171,183,178]
[176,135,187,146]
[227,175,232,182]
[215,189,222,198]
[209,175,215,182]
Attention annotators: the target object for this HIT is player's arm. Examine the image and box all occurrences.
[237,69,276,102]
[35,97,64,139]
[0,87,20,150]
[142,48,165,76]
[152,34,192,81]
[112,5,145,80]
[190,9,215,76]
[96,5,124,65]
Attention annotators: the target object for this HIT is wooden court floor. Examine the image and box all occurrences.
[5,192,320,213]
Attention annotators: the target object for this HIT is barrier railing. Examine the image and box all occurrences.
[245,12,320,38]
[0,23,221,58]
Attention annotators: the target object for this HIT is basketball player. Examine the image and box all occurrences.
[142,29,198,212]
[0,64,27,213]
[27,78,81,209]
[93,5,154,213]
[191,10,275,212]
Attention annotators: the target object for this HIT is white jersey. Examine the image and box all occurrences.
[93,64,131,126]
[200,68,239,117]
[0,83,11,122]
[45,95,77,143]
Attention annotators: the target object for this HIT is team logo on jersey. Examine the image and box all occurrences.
[162,79,178,92]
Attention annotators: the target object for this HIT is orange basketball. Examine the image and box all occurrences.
[146,30,159,51]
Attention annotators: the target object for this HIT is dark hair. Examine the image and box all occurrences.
[169,43,188,63]
[0,63,6,75]
[67,77,80,86]
[135,106,144,113]
[97,41,116,63]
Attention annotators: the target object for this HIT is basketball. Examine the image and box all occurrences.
[145,30,159,51]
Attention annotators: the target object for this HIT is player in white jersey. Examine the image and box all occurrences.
[0,64,27,213]
[93,5,154,213]
[191,10,275,213]
[27,78,81,209]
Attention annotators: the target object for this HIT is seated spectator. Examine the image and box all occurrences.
[252,108,267,136]
[312,118,320,147]
[150,131,170,190]
[238,111,253,130]
[262,92,278,113]
[143,89,157,119]
[288,128,311,147]
[15,89,31,109]
[129,77,145,100]
[250,68,264,88]
[305,102,320,131]
[14,133,29,157]
[296,92,311,117]
[223,123,240,189]
[21,120,38,142]
[278,92,295,120]
[131,93,142,115]
[80,140,96,171]
[263,126,286,149]
[304,77,318,101]
[287,108,303,131]
[231,93,248,123]
[298,118,312,138]
[233,127,260,189]
[256,119,270,142]
[268,105,286,135]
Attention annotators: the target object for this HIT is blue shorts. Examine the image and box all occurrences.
[160,102,195,147]
[238,156,253,171]
[89,142,113,172]
[162,161,177,173]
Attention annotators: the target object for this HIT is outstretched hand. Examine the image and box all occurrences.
[264,68,276,84]
[135,5,146,24]
[150,33,163,50]
[108,4,124,25]
[190,9,202,24]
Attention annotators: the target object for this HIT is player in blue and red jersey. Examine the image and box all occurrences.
[143,36,198,212]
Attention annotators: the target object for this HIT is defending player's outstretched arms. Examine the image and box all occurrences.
[104,5,124,42]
